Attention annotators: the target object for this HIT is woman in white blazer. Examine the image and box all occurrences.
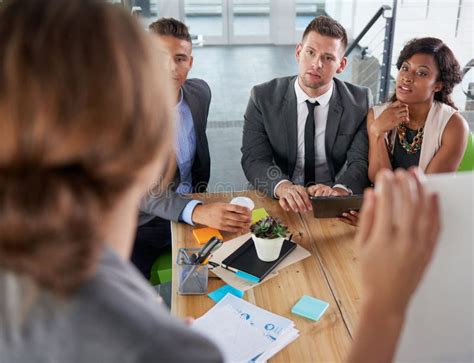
[367,37,469,183]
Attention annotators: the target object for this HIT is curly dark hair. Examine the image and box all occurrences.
[391,37,462,109]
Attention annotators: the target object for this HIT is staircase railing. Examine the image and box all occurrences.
[345,2,397,103]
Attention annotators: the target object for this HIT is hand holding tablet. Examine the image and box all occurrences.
[311,195,363,218]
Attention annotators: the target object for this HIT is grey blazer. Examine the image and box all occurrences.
[241,76,371,195]
[138,78,211,225]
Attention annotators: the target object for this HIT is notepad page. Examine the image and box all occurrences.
[194,295,300,362]
[219,294,294,342]
[256,328,300,362]
[193,304,271,362]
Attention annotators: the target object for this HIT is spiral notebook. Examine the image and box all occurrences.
[221,237,297,282]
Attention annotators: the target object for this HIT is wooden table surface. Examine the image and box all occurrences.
[171,190,361,362]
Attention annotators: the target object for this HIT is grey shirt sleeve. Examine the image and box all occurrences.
[135,320,224,363]
[139,186,192,223]
[0,246,225,363]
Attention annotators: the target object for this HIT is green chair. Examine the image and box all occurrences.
[149,247,172,285]
[458,132,474,172]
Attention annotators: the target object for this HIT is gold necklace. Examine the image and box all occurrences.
[397,124,424,154]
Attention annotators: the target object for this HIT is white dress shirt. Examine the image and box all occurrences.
[273,78,351,196]
[292,78,333,185]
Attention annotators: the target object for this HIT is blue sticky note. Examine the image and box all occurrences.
[235,270,260,283]
[291,295,329,321]
[208,285,244,303]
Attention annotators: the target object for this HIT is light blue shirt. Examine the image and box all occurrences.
[175,90,196,194]
[175,90,202,225]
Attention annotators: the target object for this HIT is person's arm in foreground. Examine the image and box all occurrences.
[347,168,440,363]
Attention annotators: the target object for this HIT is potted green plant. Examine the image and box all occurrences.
[250,216,288,262]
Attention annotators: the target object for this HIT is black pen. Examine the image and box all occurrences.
[190,237,223,265]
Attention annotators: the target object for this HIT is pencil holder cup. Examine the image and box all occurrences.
[177,248,208,295]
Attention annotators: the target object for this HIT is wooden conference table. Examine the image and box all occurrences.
[171,190,362,362]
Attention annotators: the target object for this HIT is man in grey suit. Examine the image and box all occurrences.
[133,18,251,278]
[242,16,371,214]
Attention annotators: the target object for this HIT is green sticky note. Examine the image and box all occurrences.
[251,208,269,223]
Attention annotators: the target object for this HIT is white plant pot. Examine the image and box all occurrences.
[252,234,285,262]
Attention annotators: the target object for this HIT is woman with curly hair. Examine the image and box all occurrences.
[367,37,469,182]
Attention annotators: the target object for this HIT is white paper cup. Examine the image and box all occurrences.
[230,196,255,210]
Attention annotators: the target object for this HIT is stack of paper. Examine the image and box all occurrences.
[193,294,299,362]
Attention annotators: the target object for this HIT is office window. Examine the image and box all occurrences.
[296,0,325,30]
[233,0,270,37]
[130,0,160,17]
[184,0,223,37]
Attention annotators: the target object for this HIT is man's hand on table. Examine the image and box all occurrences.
[191,202,251,233]
[307,184,349,197]
[275,181,312,213]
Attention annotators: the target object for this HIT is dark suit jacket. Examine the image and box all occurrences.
[138,78,211,225]
[241,76,371,195]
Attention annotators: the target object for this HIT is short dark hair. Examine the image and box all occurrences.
[392,37,462,109]
[149,17,191,42]
[302,16,348,51]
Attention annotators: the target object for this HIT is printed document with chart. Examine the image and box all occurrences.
[192,294,299,362]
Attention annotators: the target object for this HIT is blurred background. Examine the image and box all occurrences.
[44,0,474,190]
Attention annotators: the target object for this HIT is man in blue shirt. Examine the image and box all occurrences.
[133,18,251,279]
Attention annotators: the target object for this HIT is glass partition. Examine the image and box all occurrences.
[296,0,322,31]
[232,0,270,38]
[185,0,224,38]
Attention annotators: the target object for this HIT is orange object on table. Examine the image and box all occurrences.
[193,227,223,244]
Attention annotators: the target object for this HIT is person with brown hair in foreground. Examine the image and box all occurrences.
[0,1,439,362]
[0,0,222,361]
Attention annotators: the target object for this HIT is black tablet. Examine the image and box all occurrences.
[311,195,363,218]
